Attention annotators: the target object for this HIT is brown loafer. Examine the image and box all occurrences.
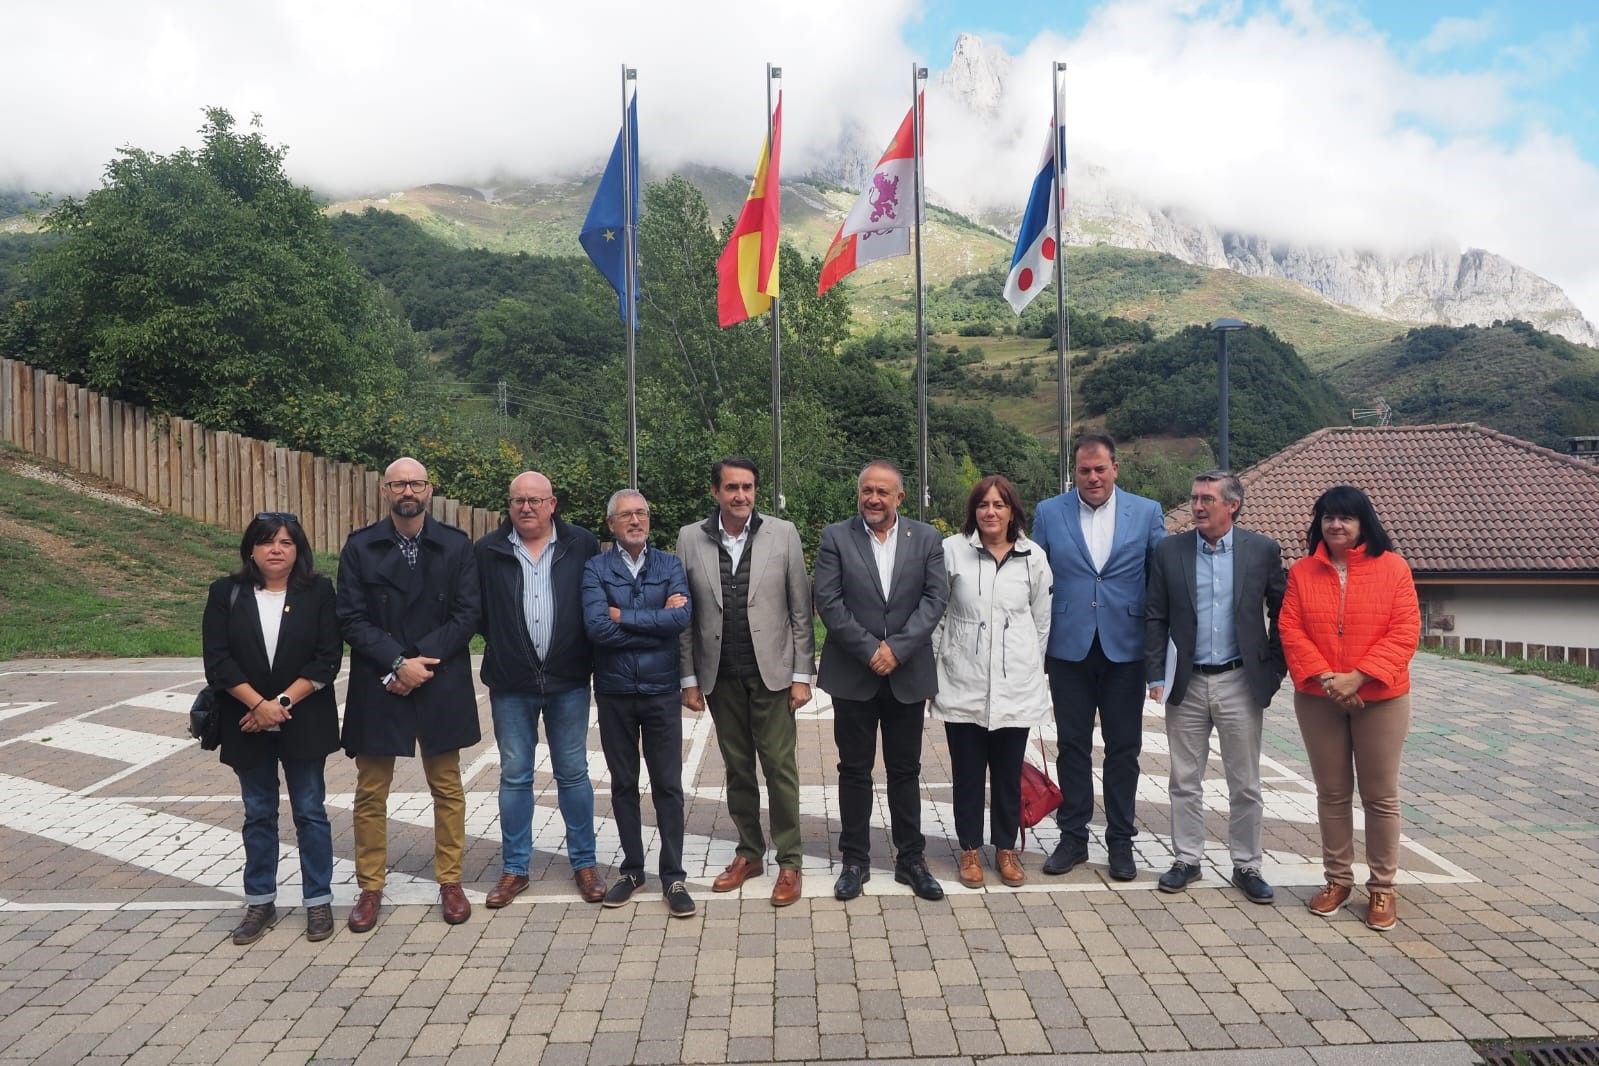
[440,882,471,925]
[957,848,985,888]
[712,856,763,893]
[347,889,382,934]
[485,873,530,909]
[995,848,1026,887]
[770,868,802,907]
[574,867,607,903]
[1365,890,1398,931]
[1307,881,1352,916]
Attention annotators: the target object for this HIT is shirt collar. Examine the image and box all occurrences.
[1198,526,1234,553]
[1079,487,1117,514]
[719,515,751,540]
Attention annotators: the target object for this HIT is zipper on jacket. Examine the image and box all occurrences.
[1001,618,1010,677]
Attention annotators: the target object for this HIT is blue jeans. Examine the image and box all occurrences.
[491,685,597,875]
[236,756,333,906]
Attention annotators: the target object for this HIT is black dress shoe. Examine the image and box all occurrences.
[230,902,276,946]
[1232,866,1275,904]
[1157,862,1202,893]
[894,859,945,901]
[1108,841,1137,881]
[1042,839,1089,875]
[833,864,870,901]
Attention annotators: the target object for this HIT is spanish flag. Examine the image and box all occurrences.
[716,95,782,328]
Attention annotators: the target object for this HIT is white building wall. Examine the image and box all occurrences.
[1419,583,1598,650]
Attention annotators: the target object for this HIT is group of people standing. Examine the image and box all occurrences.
[202,432,1419,947]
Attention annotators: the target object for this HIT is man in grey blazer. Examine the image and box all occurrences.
[678,457,815,907]
[814,460,950,902]
[1145,470,1286,903]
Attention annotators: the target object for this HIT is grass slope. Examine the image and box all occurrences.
[0,448,329,659]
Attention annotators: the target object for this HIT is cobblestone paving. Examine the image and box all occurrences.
[0,654,1595,1063]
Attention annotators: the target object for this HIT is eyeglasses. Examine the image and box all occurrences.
[509,495,552,509]
[384,480,430,493]
[611,508,650,522]
[256,512,299,525]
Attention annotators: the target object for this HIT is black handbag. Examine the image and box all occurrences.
[189,687,223,750]
[191,583,242,750]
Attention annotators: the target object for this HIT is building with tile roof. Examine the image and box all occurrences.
[1165,424,1599,663]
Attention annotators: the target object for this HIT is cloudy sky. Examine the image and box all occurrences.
[4,0,1596,322]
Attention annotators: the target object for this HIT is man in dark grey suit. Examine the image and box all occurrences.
[814,460,949,901]
[1145,470,1286,903]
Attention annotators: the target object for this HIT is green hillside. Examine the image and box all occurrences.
[326,175,1401,359]
[1326,321,1599,448]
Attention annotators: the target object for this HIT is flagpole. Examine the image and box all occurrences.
[621,64,639,489]
[1052,60,1069,492]
[767,63,784,515]
[911,62,929,520]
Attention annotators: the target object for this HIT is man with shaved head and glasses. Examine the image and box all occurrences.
[474,471,606,908]
[337,457,482,933]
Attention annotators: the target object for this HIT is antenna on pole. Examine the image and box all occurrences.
[1351,397,1393,426]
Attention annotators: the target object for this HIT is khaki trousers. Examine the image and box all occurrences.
[353,751,466,890]
[1293,691,1411,891]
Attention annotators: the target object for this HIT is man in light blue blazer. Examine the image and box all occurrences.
[1030,432,1167,881]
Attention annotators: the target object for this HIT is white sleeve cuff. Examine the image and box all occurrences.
[681,676,699,689]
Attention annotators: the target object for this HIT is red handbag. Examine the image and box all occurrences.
[1018,734,1062,848]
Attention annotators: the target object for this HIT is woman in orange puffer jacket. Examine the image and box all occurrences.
[1279,485,1419,933]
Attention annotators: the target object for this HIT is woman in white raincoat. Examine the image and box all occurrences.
[930,475,1053,888]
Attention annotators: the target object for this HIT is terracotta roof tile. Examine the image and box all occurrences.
[1166,424,1599,574]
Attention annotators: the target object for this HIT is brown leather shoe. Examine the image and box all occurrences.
[712,856,764,893]
[574,867,607,904]
[440,882,471,925]
[995,848,1026,887]
[347,889,382,934]
[1307,881,1352,916]
[770,868,802,907]
[485,873,530,909]
[958,848,985,888]
[1365,890,1398,931]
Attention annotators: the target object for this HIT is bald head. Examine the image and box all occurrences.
[508,470,557,543]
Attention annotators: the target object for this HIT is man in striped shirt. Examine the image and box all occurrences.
[475,471,605,906]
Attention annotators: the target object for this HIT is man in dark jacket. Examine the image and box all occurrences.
[581,489,695,917]
[337,457,481,933]
[475,470,605,908]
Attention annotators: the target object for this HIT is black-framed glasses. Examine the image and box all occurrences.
[255,511,299,525]
[509,495,552,509]
[384,479,430,493]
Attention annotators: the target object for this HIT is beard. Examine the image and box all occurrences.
[391,499,425,518]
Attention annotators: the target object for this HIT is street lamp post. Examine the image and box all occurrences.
[1209,318,1248,470]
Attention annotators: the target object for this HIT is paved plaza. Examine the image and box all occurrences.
[0,653,1596,1064]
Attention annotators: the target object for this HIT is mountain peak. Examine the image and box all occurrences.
[939,33,1009,114]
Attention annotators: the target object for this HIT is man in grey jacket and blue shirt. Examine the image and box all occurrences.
[1145,470,1286,903]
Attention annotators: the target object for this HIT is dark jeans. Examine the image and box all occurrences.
[236,756,333,906]
[833,682,927,867]
[1047,636,1146,846]
[944,722,1029,850]
[596,691,685,884]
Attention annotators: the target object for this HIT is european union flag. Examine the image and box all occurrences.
[580,94,640,326]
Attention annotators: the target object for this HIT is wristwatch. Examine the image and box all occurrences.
[391,654,407,673]
[276,694,293,709]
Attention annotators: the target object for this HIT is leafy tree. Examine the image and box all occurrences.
[20,108,421,441]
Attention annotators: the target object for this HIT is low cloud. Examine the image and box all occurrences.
[3,0,1595,321]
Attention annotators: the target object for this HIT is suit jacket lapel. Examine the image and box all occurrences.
[1182,533,1199,614]
[1108,491,1138,567]
[698,515,724,608]
[850,516,887,602]
[1231,530,1252,616]
[745,514,772,604]
[240,585,269,670]
[887,519,916,603]
[1062,491,1096,571]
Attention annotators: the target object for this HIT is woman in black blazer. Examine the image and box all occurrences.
[202,512,342,945]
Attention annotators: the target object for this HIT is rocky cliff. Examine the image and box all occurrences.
[931,34,1599,347]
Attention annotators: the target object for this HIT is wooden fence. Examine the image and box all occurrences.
[0,358,503,554]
